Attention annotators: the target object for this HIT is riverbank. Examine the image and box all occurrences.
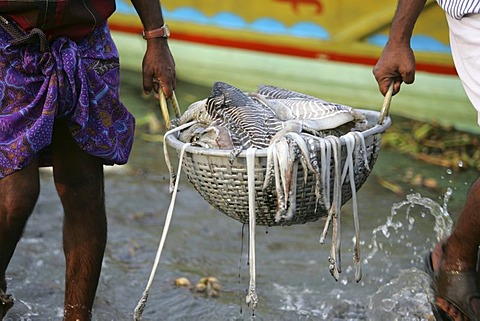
[382,116,480,171]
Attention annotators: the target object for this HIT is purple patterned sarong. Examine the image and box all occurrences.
[0,21,135,178]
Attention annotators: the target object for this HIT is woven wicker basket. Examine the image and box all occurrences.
[164,109,391,226]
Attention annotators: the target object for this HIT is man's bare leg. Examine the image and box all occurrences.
[0,160,40,318]
[431,177,480,320]
[51,122,106,321]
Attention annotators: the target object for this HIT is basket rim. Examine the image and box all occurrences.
[165,109,391,157]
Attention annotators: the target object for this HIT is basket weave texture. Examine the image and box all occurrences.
[165,110,390,226]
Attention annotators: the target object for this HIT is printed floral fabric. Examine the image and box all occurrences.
[0,0,116,41]
[0,21,135,178]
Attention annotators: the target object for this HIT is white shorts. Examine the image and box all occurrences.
[446,13,480,125]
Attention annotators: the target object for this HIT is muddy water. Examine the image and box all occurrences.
[3,70,478,320]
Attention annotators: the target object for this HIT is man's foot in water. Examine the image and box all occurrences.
[430,241,480,321]
[0,290,13,319]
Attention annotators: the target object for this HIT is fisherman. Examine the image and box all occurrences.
[0,1,175,320]
[373,0,480,320]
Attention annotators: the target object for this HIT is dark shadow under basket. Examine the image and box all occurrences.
[165,109,391,227]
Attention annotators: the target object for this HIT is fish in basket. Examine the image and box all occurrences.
[163,82,391,304]
[134,82,392,318]
[164,82,390,228]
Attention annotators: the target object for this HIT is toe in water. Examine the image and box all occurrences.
[0,291,13,319]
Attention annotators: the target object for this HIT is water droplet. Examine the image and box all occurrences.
[408,217,415,225]
[381,298,396,311]
[458,160,464,168]
[446,169,452,175]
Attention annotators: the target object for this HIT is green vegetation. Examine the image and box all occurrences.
[382,116,480,172]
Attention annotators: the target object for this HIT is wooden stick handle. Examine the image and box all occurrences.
[378,82,393,125]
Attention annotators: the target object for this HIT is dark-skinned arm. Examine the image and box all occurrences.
[373,0,427,96]
[131,0,176,98]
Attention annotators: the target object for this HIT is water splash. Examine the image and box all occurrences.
[367,189,454,261]
[365,189,454,320]
[367,268,436,321]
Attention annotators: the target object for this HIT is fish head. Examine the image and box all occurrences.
[350,108,366,122]
[178,98,208,125]
[207,81,253,112]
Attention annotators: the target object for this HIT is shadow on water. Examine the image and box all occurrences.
[4,69,479,320]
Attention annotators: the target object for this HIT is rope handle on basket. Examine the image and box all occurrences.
[377,82,393,125]
[159,91,182,130]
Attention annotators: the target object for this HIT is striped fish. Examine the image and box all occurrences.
[202,81,284,150]
[255,85,366,132]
